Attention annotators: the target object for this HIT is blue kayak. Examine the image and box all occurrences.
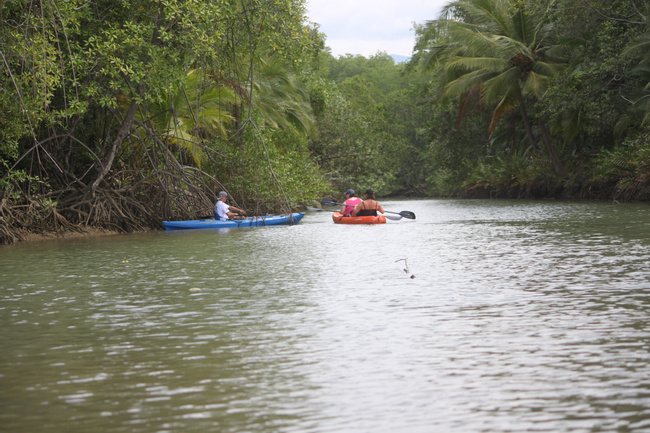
[163,212,305,230]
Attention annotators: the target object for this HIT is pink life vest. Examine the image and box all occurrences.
[343,197,362,215]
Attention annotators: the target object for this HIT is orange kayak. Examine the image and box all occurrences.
[332,212,386,225]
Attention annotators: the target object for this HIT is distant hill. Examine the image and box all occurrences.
[391,54,410,64]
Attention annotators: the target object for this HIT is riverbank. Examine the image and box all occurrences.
[9,227,124,245]
[3,178,648,245]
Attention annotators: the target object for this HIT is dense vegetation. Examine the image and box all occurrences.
[1,0,649,244]
[407,0,650,201]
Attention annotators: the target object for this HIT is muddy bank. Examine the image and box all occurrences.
[7,227,125,245]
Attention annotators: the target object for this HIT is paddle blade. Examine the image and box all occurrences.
[320,197,340,207]
[399,211,416,219]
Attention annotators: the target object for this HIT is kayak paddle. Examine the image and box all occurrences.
[319,197,416,220]
[307,206,402,220]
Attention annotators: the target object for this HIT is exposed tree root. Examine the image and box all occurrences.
[0,171,218,245]
[0,192,83,244]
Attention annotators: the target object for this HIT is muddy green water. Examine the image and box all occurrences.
[1,199,650,432]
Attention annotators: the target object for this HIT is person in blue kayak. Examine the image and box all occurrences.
[214,191,247,220]
[351,188,385,217]
[340,189,362,216]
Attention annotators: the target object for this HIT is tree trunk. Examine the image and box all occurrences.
[538,118,568,178]
[517,91,538,152]
[90,95,139,194]
[509,112,518,154]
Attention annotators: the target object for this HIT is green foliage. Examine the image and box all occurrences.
[540,2,642,150]
[138,69,238,168]
[210,128,330,211]
[327,52,411,102]
[408,0,650,190]
[414,0,571,177]
[0,163,48,200]
[1,0,328,215]
[419,99,494,195]
[338,76,379,110]
[305,51,435,196]
[5,0,650,242]
[307,81,397,195]
[422,0,565,121]
[250,59,318,137]
[590,132,650,190]
[464,151,550,191]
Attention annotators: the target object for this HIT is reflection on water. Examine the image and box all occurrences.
[1,199,650,432]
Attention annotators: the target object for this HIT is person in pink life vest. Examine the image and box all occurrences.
[340,189,362,216]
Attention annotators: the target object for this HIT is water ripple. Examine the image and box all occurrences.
[1,200,650,432]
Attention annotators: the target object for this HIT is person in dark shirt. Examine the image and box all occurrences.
[351,189,385,217]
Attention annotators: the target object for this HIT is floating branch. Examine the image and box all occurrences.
[395,258,415,279]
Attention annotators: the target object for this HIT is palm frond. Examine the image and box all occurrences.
[445,69,497,97]
[446,56,509,74]
[249,59,317,136]
[482,67,519,105]
[447,25,499,54]
[531,60,562,77]
[522,71,550,99]
[489,96,516,133]
[623,33,650,62]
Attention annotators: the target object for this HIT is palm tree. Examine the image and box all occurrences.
[144,69,238,167]
[420,0,568,177]
[246,58,317,138]
[617,32,650,132]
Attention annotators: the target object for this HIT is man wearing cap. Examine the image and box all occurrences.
[340,189,362,217]
[214,191,247,221]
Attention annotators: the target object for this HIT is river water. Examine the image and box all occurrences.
[1,199,650,432]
